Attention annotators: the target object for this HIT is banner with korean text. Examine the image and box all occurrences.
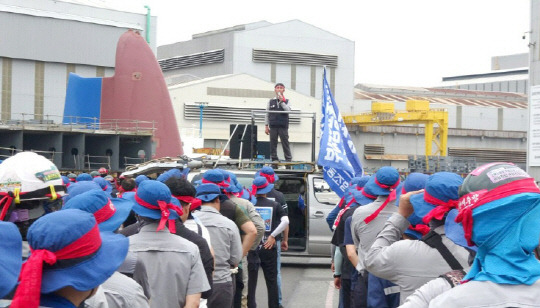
[318,69,363,197]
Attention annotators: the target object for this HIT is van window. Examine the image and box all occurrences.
[190,172,254,189]
[313,177,340,205]
[235,173,256,189]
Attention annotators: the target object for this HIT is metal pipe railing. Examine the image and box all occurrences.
[250,110,317,162]
[0,112,156,134]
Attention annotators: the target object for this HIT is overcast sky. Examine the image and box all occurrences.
[102,0,530,87]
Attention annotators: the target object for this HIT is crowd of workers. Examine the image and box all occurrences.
[327,164,540,307]
[2,150,540,307]
[0,152,290,308]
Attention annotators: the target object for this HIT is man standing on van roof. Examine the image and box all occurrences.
[265,83,292,162]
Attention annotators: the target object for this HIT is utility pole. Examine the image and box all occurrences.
[196,102,209,138]
[528,0,540,179]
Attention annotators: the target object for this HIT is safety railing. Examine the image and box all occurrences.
[250,110,317,162]
[84,155,111,171]
[0,112,156,134]
[124,156,147,167]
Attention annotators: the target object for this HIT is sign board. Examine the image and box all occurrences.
[529,85,540,166]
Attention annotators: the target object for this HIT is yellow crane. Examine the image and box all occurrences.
[342,100,448,157]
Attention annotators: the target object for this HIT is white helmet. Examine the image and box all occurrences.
[0,152,65,213]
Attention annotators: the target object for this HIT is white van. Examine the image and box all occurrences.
[190,169,338,257]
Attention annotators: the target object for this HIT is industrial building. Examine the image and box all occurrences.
[0,0,156,170]
[168,74,320,162]
[0,1,533,173]
[439,53,528,94]
[157,20,355,111]
[349,84,527,173]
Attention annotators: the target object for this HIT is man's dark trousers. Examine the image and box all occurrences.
[233,267,244,308]
[270,126,292,161]
[247,248,279,308]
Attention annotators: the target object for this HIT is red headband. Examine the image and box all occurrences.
[11,224,102,308]
[333,194,359,229]
[0,192,14,221]
[408,223,430,236]
[364,189,398,224]
[421,192,459,224]
[135,194,183,233]
[93,199,117,224]
[173,195,202,211]
[375,177,400,191]
[455,177,540,246]
[361,189,377,200]
[202,178,230,188]
[260,173,275,184]
[223,190,242,199]
[251,182,270,196]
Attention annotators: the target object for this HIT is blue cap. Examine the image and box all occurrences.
[362,167,400,196]
[0,221,22,298]
[396,172,429,203]
[410,172,463,221]
[350,185,377,206]
[350,176,370,188]
[256,166,279,183]
[93,177,112,194]
[407,212,424,226]
[252,176,274,195]
[124,180,179,220]
[445,209,477,251]
[342,186,357,205]
[27,209,128,293]
[63,190,133,232]
[197,169,229,188]
[196,183,221,202]
[135,175,149,187]
[63,181,102,203]
[225,172,242,193]
[61,176,70,185]
[217,169,231,182]
[76,173,93,182]
[157,168,188,183]
[241,188,251,200]
[350,175,383,206]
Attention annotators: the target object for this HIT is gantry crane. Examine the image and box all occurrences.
[342,100,448,157]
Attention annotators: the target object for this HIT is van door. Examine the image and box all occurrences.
[273,175,308,253]
[307,175,340,256]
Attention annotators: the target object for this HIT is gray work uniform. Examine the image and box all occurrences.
[398,277,450,308]
[350,196,396,272]
[129,223,210,308]
[84,286,109,308]
[194,206,243,308]
[365,213,470,304]
[194,206,243,283]
[429,280,540,308]
[101,272,149,308]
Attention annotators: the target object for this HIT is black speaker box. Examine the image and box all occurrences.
[230,125,257,159]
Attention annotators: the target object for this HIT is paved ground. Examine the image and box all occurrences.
[253,257,340,308]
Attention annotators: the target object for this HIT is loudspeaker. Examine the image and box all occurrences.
[230,125,257,159]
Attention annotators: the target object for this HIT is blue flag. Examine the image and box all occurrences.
[318,69,363,197]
